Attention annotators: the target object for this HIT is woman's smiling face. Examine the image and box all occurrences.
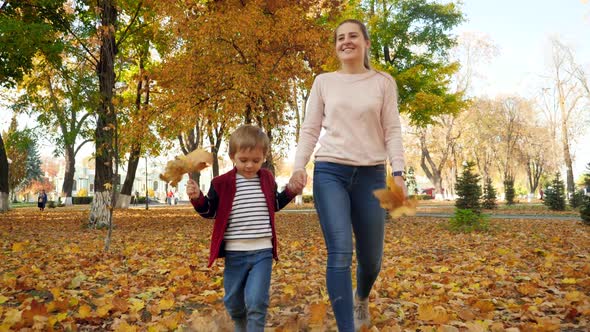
[335,22,370,65]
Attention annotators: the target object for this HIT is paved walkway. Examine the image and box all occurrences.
[280,209,583,221]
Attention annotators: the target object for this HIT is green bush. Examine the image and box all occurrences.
[47,201,56,209]
[72,196,93,205]
[302,195,314,203]
[448,208,489,233]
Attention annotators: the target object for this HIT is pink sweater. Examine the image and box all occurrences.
[294,70,405,172]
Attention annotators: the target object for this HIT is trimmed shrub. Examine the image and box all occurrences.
[581,196,590,225]
[482,177,497,209]
[72,196,93,205]
[570,190,585,209]
[455,161,482,213]
[409,194,434,200]
[544,172,566,211]
[448,208,489,233]
[504,178,515,205]
[302,195,314,204]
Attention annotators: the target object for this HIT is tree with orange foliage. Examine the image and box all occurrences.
[153,0,341,174]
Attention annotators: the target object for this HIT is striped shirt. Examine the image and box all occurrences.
[224,174,272,251]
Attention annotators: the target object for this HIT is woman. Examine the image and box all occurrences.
[288,19,407,331]
[37,189,48,211]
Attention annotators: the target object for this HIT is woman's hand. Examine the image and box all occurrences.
[186,179,201,200]
[393,175,408,198]
[288,168,308,194]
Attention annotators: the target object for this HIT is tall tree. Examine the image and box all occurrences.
[19,55,96,205]
[153,0,337,174]
[0,0,68,211]
[364,0,466,125]
[546,38,590,196]
[4,117,33,201]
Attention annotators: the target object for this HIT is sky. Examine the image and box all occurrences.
[451,0,590,175]
[2,0,590,175]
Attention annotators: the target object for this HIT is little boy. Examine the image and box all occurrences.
[186,125,301,331]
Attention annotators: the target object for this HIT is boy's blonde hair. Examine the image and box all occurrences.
[229,125,270,158]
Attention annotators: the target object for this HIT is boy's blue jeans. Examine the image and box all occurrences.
[313,161,386,332]
[223,248,273,332]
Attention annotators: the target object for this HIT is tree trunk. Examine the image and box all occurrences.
[560,114,575,195]
[62,145,75,206]
[89,0,117,228]
[526,159,543,195]
[0,133,8,212]
[207,124,224,178]
[89,191,111,227]
[116,144,141,208]
[179,123,202,187]
[261,123,275,176]
[419,133,444,197]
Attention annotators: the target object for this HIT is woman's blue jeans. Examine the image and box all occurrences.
[223,249,273,332]
[313,161,386,332]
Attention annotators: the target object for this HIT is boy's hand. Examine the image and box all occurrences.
[288,168,307,194]
[186,179,201,200]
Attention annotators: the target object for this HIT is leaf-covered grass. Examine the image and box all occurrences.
[1,207,589,331]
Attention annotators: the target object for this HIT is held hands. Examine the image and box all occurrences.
[287,168,307,194]
[186,179,201,200]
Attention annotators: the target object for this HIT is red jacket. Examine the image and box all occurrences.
[191,168,297,267]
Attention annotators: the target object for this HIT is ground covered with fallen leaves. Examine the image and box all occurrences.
[1,206,589,331]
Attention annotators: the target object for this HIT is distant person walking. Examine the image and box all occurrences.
[37,189,48,211]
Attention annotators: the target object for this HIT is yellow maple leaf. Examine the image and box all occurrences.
[2,308,22,327]
[77,304,92,319]
[114,321,138,332]
[373,174,417,218]
[129,298,145,313]
[309,302,327,326]
[283,285,296,297]
[417,304,449,324]
[12,242,26,252]
[0,295,8,304]
[562,278,577,284]
[158,298,175,311]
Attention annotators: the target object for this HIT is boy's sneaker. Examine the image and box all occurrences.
[353,291,370,331]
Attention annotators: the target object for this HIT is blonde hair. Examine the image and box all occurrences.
[228,125,270,158]
[334,19,371,70]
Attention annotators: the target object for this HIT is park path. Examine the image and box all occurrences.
[280,208,583,221]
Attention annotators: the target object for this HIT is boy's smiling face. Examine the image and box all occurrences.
[232,147,265,179]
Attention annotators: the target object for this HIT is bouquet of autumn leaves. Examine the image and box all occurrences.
[159,149,214,186]
[373,173,417,218]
